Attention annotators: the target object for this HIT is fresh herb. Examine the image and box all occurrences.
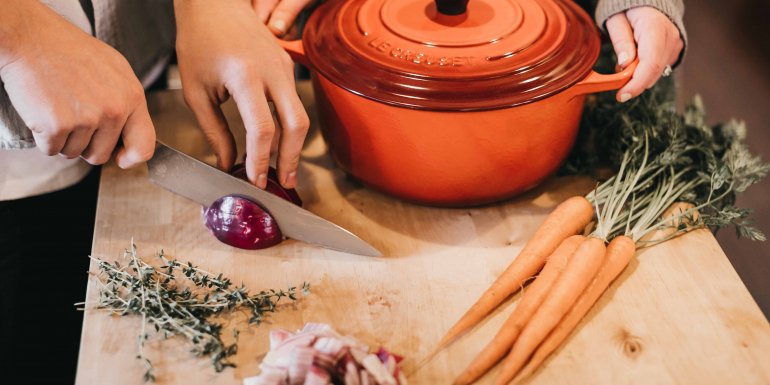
[77,242,310,382]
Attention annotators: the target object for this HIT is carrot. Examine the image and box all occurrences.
[512,235,636,384]
[453,235,585,385]
[494,236,606,385]
[434,196,594,354]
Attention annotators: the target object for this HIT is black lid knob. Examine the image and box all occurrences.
[435,0,469,16]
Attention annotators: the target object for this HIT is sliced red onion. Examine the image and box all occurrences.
[203,195,283,250]
[313,337,345,358]
[204,165,303,250]
[304,366,331,385]
[288,347,315,385]
[361,354,396,385]
[270,329,292,350]
[244,323,408,385]
[344,363,361,385]
[376,348,403,365]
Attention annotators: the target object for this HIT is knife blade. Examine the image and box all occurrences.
[147,142,382,257]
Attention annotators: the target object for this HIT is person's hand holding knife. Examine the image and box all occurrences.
[0,0,155,168]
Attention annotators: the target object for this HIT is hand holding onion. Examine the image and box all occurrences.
[174,0,310,190]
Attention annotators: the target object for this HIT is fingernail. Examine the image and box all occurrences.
[257,173,268,189]
[617,52,630,67]
[619,93,632,103]
[271,20,287,33]
[284,171,297,188]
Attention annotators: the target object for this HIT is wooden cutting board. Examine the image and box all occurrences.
[76,83,770,385]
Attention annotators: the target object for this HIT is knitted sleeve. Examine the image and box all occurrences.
[595,0,687,66]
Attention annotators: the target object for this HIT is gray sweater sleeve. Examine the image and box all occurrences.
[595,0,687,65]
[0,88,35,150]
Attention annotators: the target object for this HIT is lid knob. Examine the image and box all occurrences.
[435,0,469,15]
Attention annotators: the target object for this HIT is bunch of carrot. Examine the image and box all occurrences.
[427,93,769,384]
[444,194,638,385]
[446,200,639,385]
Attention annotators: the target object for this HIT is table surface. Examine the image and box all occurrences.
[76,83,770,385]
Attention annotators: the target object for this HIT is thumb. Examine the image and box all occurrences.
[605,12,637,68]
[116,100,156,169]
[267,0,311,36]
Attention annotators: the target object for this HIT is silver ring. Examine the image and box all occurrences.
[662,65,673,77]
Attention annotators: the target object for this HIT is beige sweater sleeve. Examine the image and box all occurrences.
[595,0,687,65]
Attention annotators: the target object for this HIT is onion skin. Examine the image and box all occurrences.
[204,195,283,250]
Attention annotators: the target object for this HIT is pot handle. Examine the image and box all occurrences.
[278,39,311,68]
[570,58,639,96]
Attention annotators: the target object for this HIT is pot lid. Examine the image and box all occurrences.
[302,0,601,111]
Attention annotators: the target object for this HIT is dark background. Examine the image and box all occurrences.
[679,0,770,319]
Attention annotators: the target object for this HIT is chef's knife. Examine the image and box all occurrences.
[147,142,382,257]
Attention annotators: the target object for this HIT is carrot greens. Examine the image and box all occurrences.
[580,85,769,245]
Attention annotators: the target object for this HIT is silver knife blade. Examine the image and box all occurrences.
[147,142,382,257]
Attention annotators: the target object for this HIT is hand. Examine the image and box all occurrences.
[0,0,155,168]
[175,0,310,189]
[251,0,316,36]
[606,6,684,102]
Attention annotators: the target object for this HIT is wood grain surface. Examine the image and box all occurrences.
[75,83,770,385]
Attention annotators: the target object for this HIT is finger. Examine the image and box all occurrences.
[230,84,275,189]
[28,115,70,156]
[267,78,309,189]
[666,29,685,66]
[184,89,237,171]
[60,126,96,159]
[31,129,67,157]
[81,121,123,165]
[267,0,311,36]
[270,119,282,156]
[605,12,636,68]
[115,100,156,169]
[254,0,281,23]
[616,28,667,102]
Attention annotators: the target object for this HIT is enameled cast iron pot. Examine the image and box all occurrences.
[280,0,637,206]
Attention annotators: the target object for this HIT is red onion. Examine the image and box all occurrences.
[245,323,409,385]
[204,195,283,250]
[203,166,302,250]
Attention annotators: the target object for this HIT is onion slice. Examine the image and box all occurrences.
[243,323,408,385]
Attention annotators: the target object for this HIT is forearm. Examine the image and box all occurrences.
[0,0,31,69]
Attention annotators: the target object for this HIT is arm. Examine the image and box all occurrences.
[0,0,155,167]
[595,0,686,102]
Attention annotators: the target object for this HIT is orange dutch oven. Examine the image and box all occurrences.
[280,0,637,206]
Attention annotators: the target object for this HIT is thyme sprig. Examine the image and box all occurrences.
[78,242,310,382]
